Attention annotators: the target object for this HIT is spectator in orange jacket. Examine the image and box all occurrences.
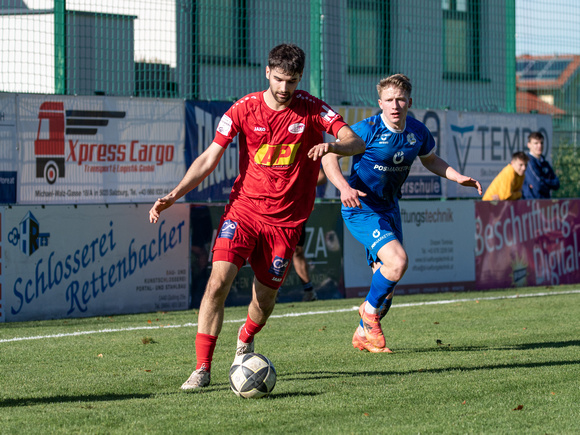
[482,151,529,201]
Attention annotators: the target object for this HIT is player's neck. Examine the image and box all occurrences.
[381,113,405,133]
[263,90,293,111]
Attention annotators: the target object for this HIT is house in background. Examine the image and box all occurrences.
[516,54,580,117]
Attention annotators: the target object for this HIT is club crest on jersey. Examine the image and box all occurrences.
[393,151,405,164]
[407,133,417,145]
[254,143,301,166]
[218,220,237,240]
[269,256,290,277]
[288,123,305,134]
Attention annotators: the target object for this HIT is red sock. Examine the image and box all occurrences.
[195,333,217,371]
[238,314,265,344]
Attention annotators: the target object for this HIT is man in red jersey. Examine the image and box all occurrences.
[149,43,365,390]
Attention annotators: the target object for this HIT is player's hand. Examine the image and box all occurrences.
[308,143,333,161]
[340,186,367,209]
[149,196,175,223]
[457,175,482,196]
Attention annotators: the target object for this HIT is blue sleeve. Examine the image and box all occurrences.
[418,125,436,157]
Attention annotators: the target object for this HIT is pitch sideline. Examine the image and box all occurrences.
[1,289,579,344]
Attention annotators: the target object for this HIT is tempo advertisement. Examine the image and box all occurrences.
[14,95,185,204]
[475,199,580,289]
[343,200,476,297]
[0,204,190,322]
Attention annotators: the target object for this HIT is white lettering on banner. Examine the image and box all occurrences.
[302,227,329,259]
[533,235,580,286]
[475,201,571,256]
[10,219,185,316]
[67,140,174,166]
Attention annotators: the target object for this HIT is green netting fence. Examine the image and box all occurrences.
[1,0,580,193]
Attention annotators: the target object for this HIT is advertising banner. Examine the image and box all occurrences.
[475,199,580,289]
[0,94,18,203]
[344,200,476,297]
[444,111,552,198]
[184,101,238,202]
[188,203,344,307]
[16,95,185,204]
[1,204,190,322]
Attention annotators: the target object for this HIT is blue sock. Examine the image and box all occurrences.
[360,272,397,328]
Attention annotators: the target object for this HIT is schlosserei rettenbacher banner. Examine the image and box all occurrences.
[0,204,190,322]
[13,95,185,204]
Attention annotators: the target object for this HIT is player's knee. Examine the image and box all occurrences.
[391,255,408,280]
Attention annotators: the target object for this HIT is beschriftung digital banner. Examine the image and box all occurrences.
[475,199,580,289]
[16,95,185,204]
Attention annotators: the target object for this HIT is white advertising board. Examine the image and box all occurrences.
[0,204,190,322]
[16,95,185,204]
[344,200,476,297]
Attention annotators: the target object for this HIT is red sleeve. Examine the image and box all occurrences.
[213,111,236,148]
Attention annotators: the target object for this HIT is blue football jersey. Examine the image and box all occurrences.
[349,114,435,208]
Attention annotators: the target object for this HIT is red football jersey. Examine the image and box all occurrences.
[213,90,347,227]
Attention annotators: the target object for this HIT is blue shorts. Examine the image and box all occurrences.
[342,202,403,266]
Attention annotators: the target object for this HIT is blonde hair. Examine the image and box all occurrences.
[376,74,412,98]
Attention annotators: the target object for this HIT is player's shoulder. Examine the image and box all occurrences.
[405,115,429,132]
[353,114,382,132]
[228,92,262,113]
[292,90,326,109]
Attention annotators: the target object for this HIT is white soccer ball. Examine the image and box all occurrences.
[229,353,277,398]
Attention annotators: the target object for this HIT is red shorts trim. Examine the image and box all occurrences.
[212,212,302,290]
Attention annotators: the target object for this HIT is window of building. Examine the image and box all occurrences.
[442,0,480,80]
[196,0,248,65]
[347,0,390,74]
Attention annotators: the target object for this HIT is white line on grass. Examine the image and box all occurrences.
[1,289,579,344]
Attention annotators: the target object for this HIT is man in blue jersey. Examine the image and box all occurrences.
[521,131,560,199]
[322,74,482,353]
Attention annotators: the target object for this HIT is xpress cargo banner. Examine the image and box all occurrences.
[16,95,185,204]
[0,204,190,322]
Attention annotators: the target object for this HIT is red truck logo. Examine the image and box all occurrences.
[35,102,66,184]
[35,102,125,184]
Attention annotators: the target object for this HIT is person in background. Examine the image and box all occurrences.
[522,131,560,199]
[482,151,529,201]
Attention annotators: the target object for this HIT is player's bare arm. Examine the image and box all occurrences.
[420,153,482,195]
[149,143,226,223]
[307,125,365,161]
[321,153,366,209]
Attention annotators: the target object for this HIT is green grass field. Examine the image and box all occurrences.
[1,285,579,434]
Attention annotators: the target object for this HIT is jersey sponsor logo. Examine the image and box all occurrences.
[218,219,237,240]
[393,151,405,164]
[217,114,233,136]
[372,229,381,238]
[254,142,301,166]
[373,164,409,172]
[288,123,305,134]
[271,277,283,282]
[320,105,339,123]
[407,133,417,145]
[380,134,388,141]
[254,127,266,132]
[269,256,290,277]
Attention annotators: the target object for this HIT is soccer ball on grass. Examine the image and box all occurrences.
[229,353,276,398]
